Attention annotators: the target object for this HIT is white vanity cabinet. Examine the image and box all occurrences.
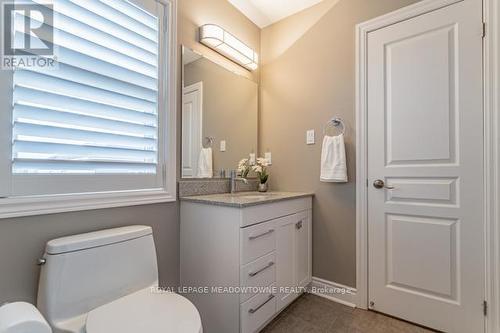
[180,194,312,333]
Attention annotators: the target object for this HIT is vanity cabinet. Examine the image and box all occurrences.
[180,195,312,333]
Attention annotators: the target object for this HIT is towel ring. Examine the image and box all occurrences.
[323,117,346,136]
[203,136,214,148]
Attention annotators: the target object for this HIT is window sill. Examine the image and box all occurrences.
[0,189,176,219]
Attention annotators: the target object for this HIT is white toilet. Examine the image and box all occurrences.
[34,225,202,333]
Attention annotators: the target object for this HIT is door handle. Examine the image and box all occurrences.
[373,179,394,190]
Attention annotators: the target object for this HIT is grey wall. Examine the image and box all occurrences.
[259,0,422,287]
[0,0,260,305]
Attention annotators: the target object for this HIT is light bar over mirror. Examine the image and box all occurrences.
[199,24,259,71]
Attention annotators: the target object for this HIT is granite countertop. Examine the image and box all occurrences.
[180,191,314,208]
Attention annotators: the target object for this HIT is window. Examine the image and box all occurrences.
[0,0,177,217]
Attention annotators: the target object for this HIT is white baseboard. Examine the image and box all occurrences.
[310,277,357,308]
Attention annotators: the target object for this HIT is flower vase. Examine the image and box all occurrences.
[258,182,268,192]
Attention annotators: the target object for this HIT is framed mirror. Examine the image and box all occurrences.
[181,46,258,178]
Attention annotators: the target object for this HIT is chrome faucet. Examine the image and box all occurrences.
[230,170,248,193]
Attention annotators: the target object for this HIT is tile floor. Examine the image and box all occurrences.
[261,293,436,333]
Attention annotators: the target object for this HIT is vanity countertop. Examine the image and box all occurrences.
[180,191,314,208]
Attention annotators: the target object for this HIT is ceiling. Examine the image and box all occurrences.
[227,0,325,28]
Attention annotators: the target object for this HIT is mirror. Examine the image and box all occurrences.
[181,46,258,178]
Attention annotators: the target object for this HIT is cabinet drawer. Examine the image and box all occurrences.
[241,221,276,265]
[240,284,276,333]
[240,252,276,303]
[240,197,312,227]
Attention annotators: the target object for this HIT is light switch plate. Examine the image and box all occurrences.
[220,140,226,152]
[265,152,272,165]
[306,130,315,145]
[249,153,256,165]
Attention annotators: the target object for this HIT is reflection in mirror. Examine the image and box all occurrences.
[181,46,258,178]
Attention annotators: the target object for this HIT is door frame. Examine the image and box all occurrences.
[355,0,499,332]
[483,0,499,332]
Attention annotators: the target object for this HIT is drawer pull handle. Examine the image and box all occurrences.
[249,229,274,240]
[296,221,303,229]
[249,262,275,277]
[248,295,275,314]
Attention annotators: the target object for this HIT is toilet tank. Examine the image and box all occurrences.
[37,226,158,332]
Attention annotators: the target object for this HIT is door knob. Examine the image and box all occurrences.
[373,179,394,189]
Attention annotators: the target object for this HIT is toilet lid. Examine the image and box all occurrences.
[86,288,202,333]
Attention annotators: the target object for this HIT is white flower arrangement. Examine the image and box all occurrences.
[252,158,269,184]
[237,157,270,184]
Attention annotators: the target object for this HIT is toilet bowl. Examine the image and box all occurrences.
[34,225,202,333]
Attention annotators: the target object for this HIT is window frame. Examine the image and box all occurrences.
[0,0,177,218]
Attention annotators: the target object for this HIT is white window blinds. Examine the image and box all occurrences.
[12,0,160,175]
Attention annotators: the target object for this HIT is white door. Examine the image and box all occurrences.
[182,82,203,178]
[367,1,484,332]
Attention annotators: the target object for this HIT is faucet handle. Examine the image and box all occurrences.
[219,169,226,178]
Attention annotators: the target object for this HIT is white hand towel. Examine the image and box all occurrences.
[320,134,348,183]
[197,148,213,178]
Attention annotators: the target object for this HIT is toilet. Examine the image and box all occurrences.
[35,225,202,333]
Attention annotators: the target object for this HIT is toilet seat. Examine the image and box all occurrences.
[86,288,202,333]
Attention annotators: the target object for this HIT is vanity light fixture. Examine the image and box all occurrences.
[199,24,259,71]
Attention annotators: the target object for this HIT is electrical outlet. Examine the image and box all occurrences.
[220,140,226,152]
[265,152,272,165]
[306,130,315,145]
